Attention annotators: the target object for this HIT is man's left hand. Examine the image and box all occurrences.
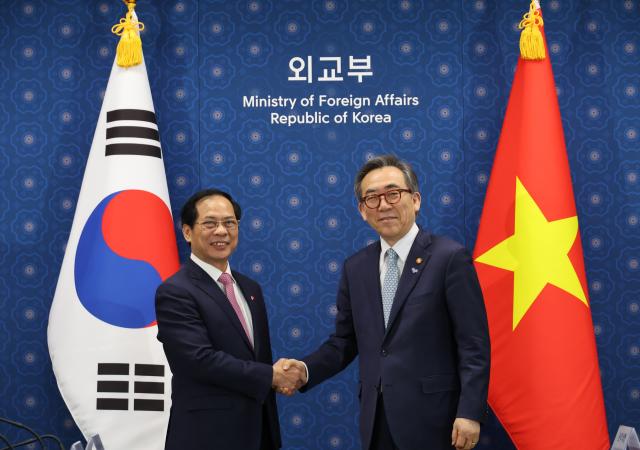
[451,418,480,450]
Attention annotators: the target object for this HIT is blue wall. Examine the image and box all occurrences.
[0,0,638,448]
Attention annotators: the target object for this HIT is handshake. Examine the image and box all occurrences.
[271,358,308,396]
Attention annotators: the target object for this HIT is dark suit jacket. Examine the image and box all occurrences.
[155,258,281,450]
[302,229,490,450]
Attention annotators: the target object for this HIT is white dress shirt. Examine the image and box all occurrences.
[190,253,254,345]
[379,222,420,286]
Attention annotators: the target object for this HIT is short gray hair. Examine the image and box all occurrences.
[354,154,419,200]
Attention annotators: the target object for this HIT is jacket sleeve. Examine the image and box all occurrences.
[301,264,359,390]
[155,281,273,403]
[445,247,491,422]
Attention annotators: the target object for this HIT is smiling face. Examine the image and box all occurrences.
[182,195,238,271]
[358,166,421,246]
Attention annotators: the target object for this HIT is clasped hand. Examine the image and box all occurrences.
[272,358,307,396]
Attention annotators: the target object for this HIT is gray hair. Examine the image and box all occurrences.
[354,154,420,200]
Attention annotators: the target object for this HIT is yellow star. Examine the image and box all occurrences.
[475,177,588,330]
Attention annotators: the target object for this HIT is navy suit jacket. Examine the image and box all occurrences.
[302,229,490,450]
[155,259,281,450]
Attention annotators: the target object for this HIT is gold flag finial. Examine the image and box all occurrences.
[518,0,545,60]
[111,0,145,67]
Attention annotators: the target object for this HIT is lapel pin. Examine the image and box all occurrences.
[411,267,418,274]
[250,295,255,301]
[416,257,423,264]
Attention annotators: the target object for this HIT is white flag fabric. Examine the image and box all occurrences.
[48,40,178,449]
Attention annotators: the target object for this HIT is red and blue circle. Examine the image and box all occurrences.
[74,190,179,328]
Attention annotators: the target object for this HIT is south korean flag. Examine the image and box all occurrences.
[48,10,178,450]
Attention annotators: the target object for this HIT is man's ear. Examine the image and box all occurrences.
[182,224,192,243]
[412,191,422,214]
[358,201,368,221]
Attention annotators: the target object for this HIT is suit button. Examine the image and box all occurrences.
[381,349,388,357]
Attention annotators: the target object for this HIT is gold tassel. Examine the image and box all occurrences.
[518,0,545,60]
[111,0,145,68]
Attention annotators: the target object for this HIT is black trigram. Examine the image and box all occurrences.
[96,363,165,411]
[105,109,162,158]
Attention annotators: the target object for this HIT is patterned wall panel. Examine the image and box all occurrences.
[0,0,638,448]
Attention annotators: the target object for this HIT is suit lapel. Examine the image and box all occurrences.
[384,230,432,338]
[234,273,262,357]
[186,260,255,355]
[364,242,386,338]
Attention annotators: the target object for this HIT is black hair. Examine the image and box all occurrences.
[180,188,242,227]
[354,154,420,200]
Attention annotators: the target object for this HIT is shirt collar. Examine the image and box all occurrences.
[380,223,419,263]
[190,253,234,284]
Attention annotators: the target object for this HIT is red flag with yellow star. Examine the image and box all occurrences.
[473,2,609,449]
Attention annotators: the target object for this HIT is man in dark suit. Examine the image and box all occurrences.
[284,155,490,450]
[156,189,302,450]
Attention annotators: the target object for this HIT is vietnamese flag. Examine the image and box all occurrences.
[472,2,610,449]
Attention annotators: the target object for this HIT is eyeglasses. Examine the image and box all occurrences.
[196,219,238,230]
[361,189,412,209]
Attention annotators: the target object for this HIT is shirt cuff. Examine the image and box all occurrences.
[300,361,309,384]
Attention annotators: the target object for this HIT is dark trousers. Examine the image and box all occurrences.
[370,394,399,450]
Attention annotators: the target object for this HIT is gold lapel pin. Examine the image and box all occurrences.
[416,257,423,265]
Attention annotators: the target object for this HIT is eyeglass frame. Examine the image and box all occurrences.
[360,188,413,209]
[195,219,239,231]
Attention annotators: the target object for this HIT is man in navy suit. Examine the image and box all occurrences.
[156,189,302,450]
[285,155,490,450]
